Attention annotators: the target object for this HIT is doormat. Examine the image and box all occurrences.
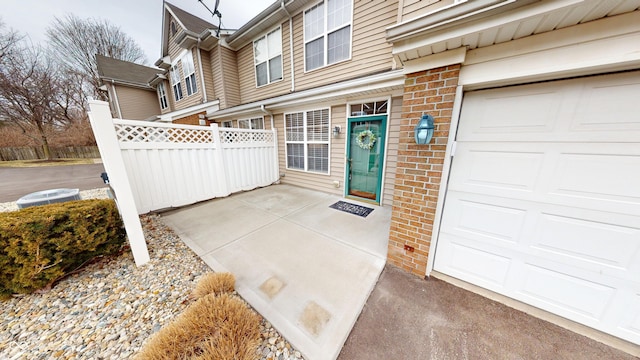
[329,201,374,218]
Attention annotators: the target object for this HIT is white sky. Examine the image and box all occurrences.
[2,0,274,64]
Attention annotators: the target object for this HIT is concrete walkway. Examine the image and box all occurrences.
[161,184,391,360]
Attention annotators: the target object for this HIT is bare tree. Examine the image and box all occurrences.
[0,19,22,62]
[46,14,147,101]
[0,34,83,160]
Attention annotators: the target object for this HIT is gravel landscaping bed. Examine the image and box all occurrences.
[0,192,303,360]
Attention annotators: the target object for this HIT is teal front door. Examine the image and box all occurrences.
[346,115,387,203]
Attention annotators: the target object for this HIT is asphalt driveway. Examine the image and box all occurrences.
[339,265,639,359]
[0,163,106,202]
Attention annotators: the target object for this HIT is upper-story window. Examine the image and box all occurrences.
[182,52,197,96]
[157,82,168,110]
[238,117,265,130]
[304,0,352,71]
[169,66,183,101]
[254,28,282,87]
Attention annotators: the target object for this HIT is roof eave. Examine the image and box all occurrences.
[225,0,292,49]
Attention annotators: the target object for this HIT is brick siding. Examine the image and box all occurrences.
[388,65,460,277]
[172,112,208,125]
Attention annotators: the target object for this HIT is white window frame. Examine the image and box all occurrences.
[221,120,234,128]
[238,117,265,130]
[157,82,168,110]
[182,52,197,96]
[169,65,183,102]
[348,99,389,117]
[303,0,353,72]
[284,108,331,174]
[253,27,283,87]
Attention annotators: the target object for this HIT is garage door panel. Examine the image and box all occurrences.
[518,264,616,321]
[551,152,640,207]
[455,199,525,243]
[572,74,640,134]
[450,148,543,192]
[438,238,513,288]
[621,294,640,337]
[435,71,640,345]
[441,193,530,246]
[449,143,640,215]
[458,85,562,140]
[443,191,640,279]
[532,213,640,271]
[459,72,640,143]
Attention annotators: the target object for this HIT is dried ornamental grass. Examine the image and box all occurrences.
[193,272,235,299]
[136,273,260,360]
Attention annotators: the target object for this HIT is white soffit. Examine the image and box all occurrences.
[459,11,640,89]
[390,0,640,63]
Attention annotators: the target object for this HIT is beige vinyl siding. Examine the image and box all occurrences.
[276,105,346,196]
[273,98,400,206]
[210,46,225,107]
[401,0,455,23]
[199,50,216,101]
[116,86,161,120]
[381,96,401,206]
[238,22,292,104]
[292,0,397,92]
[167,17,183,62]
[220,46,241,108]
[211,45,241,110]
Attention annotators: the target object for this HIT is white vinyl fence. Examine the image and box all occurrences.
[88,101,279,266]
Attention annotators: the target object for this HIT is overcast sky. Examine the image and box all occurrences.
[2,0,274,64]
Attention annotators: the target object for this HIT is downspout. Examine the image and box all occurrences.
[261,104,274,129]
[196,42,208,102]
[281,0,295,92]
[110,80,123,119]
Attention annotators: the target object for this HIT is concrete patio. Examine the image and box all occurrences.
[161,184,391,360]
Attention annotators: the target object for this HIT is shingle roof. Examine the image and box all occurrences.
[165,2,217,34]
[96,54,162,87]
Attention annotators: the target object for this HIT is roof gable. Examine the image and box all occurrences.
[161,2,218,56]
[96,54,162,88]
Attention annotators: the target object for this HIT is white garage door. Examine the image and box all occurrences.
[434,71,640,345]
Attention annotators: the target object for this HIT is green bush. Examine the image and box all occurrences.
[0,199,126,298]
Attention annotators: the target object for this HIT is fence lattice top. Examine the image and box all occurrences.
[113,119,275,145]
[115,122,212,143]
[219,129,274,143]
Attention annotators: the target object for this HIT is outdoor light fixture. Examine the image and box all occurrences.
[333,125,341,138]
[415,114,435,145]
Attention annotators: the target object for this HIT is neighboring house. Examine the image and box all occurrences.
[95,54,163,120]
[112,0,640,348]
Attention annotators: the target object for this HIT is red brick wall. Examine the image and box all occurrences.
[388,65,460,277]
[172,112,208,125]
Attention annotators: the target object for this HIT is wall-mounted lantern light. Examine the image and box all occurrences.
[333,125,341,138]
[415,114,435,145]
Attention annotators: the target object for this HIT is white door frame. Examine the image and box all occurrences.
[425,84,464,277]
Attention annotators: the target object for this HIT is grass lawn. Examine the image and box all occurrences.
[0,159,99,168]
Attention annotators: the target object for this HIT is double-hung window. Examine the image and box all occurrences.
[254,28,282,87]
[285,109,329,173]
[157,82,168,110]
[182,52,197,96]
[304,0,352,71]
[169,66,183,101]
[238,117,265,130]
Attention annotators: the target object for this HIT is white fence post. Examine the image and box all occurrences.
[88,100,150,267]
[210,123,230,196]
[272,128,279,180]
